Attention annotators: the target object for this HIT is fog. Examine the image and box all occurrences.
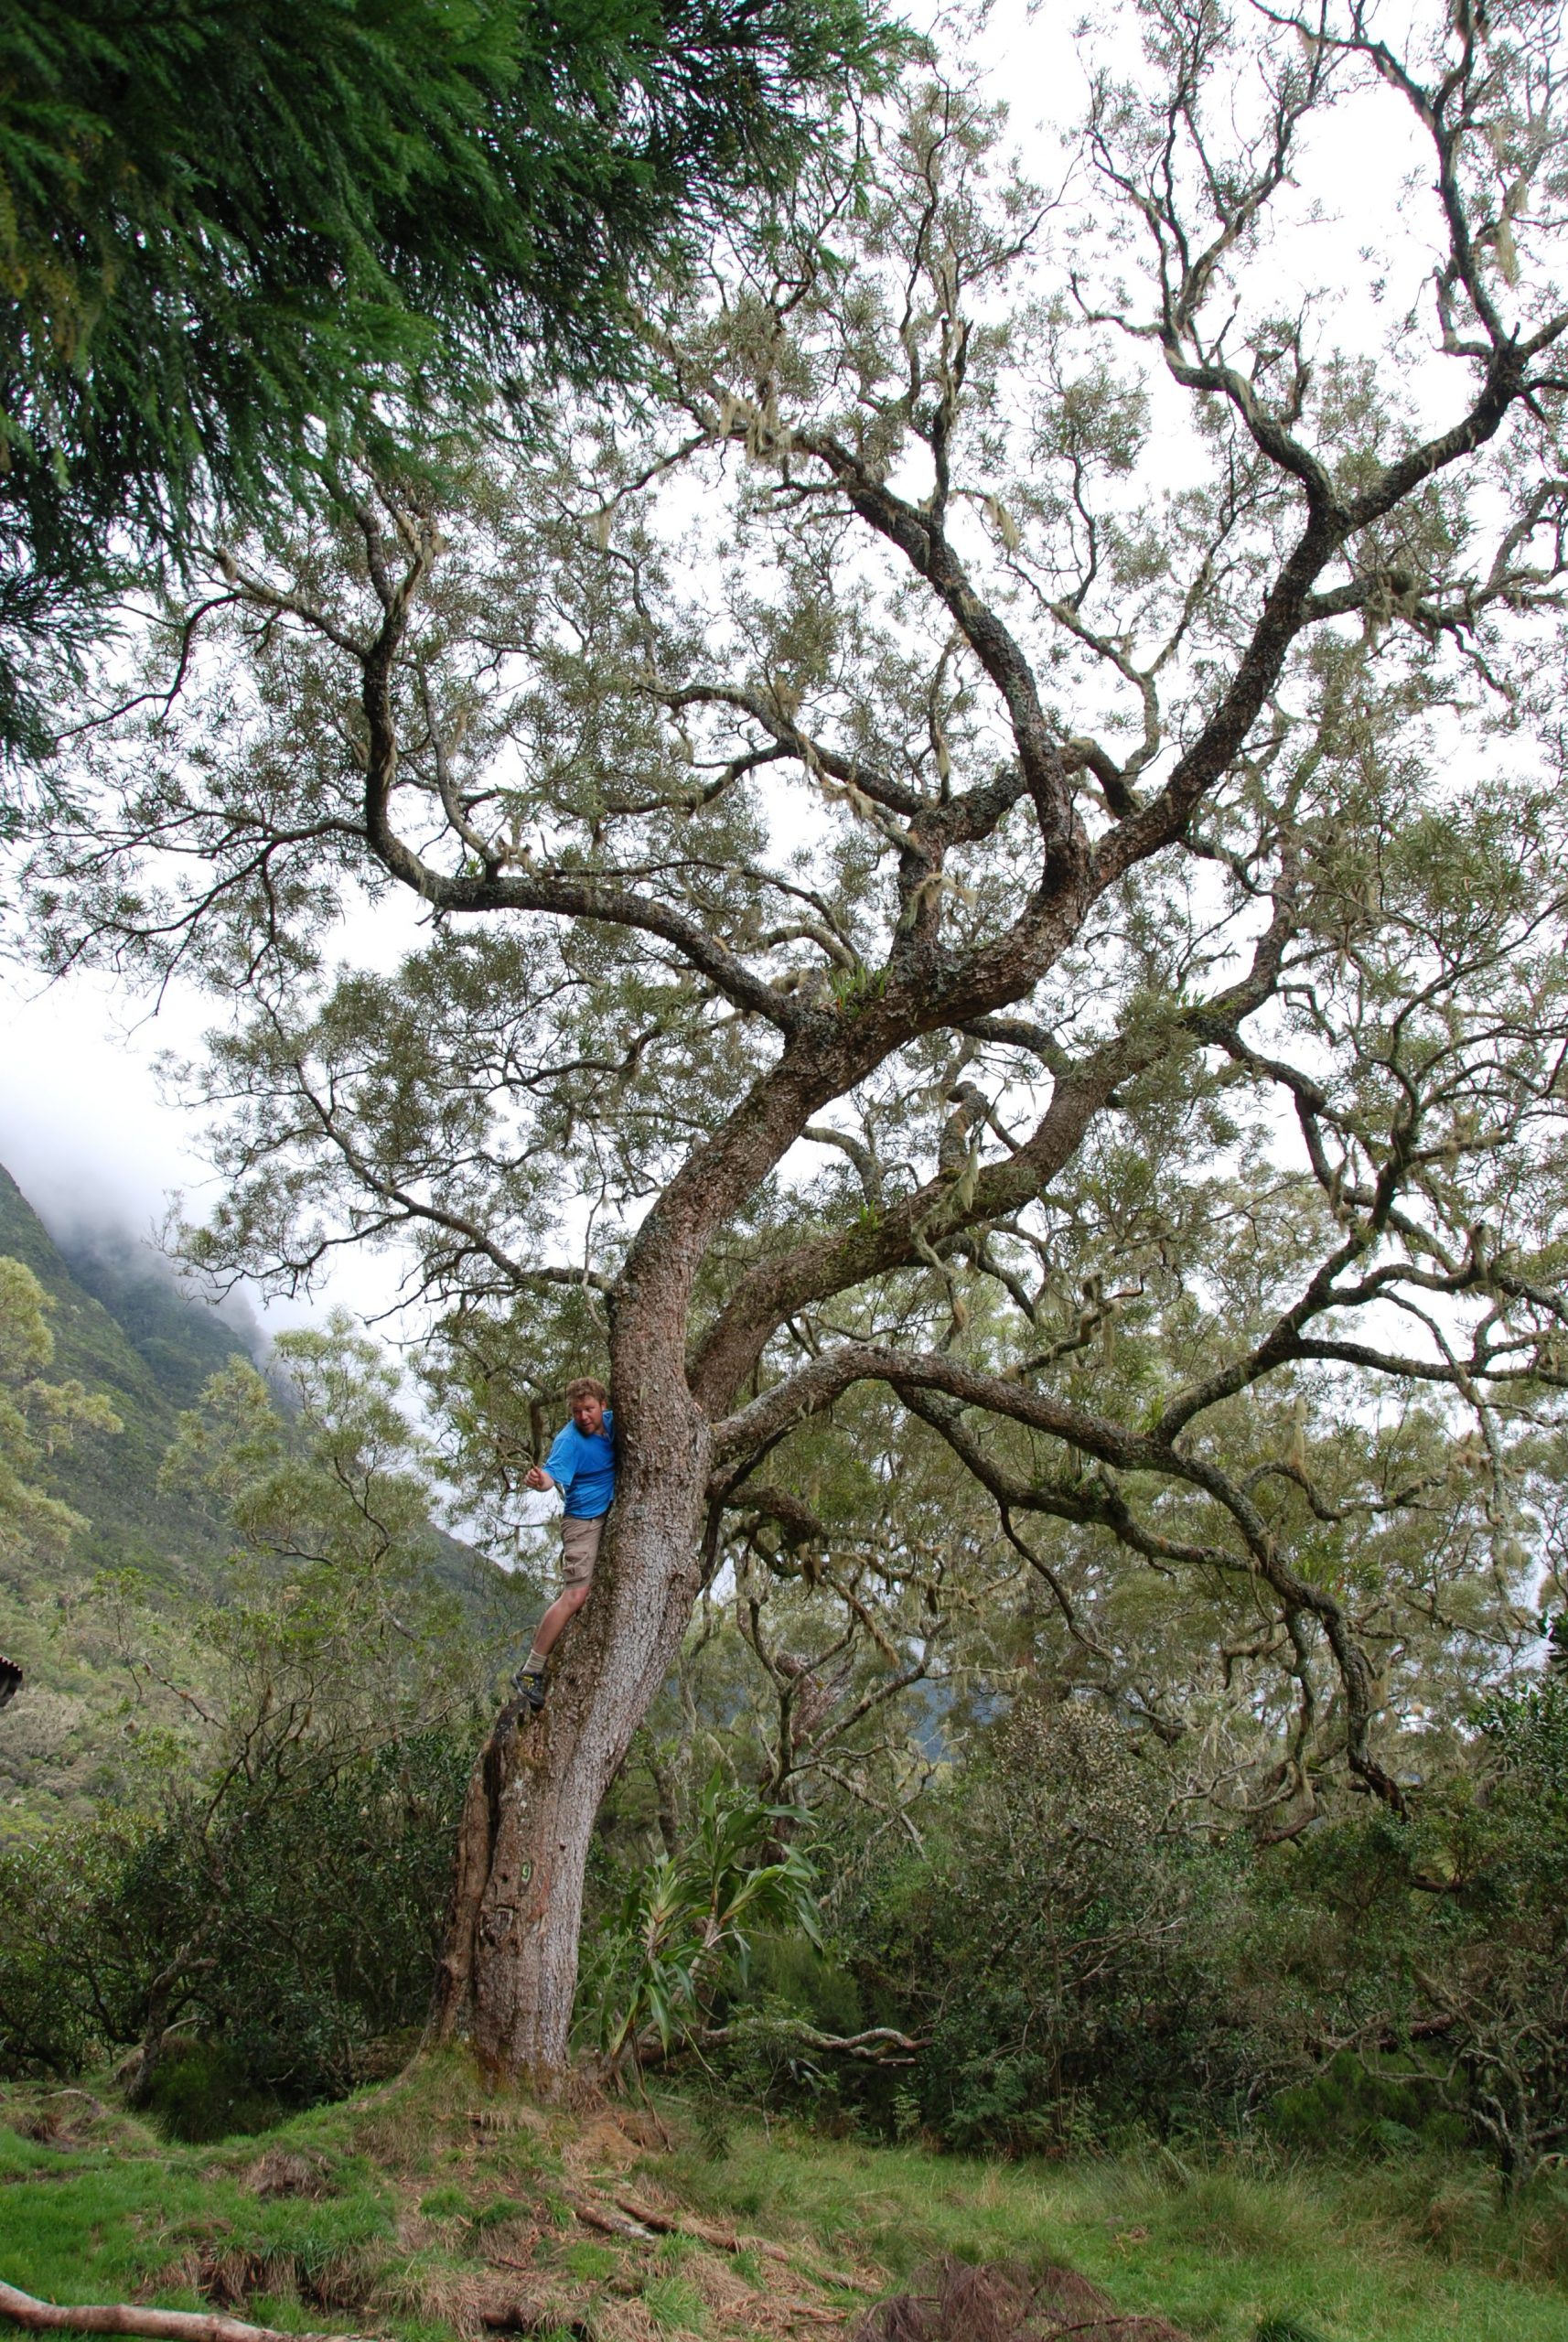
[0,967,401,1334]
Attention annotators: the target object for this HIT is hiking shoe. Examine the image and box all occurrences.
[511,1666,547,1714]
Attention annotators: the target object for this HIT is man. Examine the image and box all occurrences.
[511,1377,616,1713]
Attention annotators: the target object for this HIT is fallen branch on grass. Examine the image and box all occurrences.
[0,2281,376,2342]
[611,2192,776,2254]
[609,2193,874,2294]
[561,2189,660,2242]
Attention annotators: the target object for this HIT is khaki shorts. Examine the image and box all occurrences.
[560,1511,607,1587]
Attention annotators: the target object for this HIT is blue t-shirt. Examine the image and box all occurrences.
[543,1409,617,1519]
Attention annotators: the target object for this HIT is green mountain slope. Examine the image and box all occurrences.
[57,1219,263,1411]
[0,1160,526,1827]
[0,1162,249,1581]
[0,1161,263,1821]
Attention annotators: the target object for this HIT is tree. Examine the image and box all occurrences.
[23,1316,508,2101]
[0,1254,120,1574]
[28,0,1568,2082]
[0,0,895,764]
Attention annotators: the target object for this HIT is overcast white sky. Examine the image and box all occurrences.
[0,0,1425,1325]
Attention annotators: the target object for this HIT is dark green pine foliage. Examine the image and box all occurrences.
[0,0,895,758]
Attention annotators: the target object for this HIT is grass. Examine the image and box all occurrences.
[0,2058,1564,2342]
[663,2111,1568,2340]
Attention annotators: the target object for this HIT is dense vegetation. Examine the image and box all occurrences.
[3,0,1568,2330]
[4,1288,1566,2183]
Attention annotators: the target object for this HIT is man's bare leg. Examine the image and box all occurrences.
[532,1580,589,1661]
[513,1580,589,1709]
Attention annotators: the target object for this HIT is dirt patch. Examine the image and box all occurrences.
[246,2145,336,2198]
[857,2257,1191,2342]
[156,2237,386,2316]
[565,2115,646,2180]
[156,2245,269,2310]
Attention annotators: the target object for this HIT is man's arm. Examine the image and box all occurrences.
[525,1422,576,1495]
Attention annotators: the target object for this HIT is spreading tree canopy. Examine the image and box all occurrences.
[0,0,893,761]
[27,0,1568,2078]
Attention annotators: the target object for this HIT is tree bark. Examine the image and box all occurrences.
[0,2280,349,2342]
[437,1362,712,2082]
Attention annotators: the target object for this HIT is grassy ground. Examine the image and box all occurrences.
[1,2057,1565,2342]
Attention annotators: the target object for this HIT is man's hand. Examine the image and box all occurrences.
[524,1465,554,1492]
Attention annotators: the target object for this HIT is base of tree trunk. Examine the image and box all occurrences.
[429,1690,597,2093]
[431,1693,522,2053]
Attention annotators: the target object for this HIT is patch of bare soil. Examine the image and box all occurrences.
[858,2256,1192,2342]
[246,2146,337,2198]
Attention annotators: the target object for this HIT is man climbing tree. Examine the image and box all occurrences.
[513,1379,617,1711]
[27,0,1568,2085]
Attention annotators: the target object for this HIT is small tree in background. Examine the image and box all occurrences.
[29,0,1568,2081]
[0,1254,120,1570]
[0,1317,510,2104]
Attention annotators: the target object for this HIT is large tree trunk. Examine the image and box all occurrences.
[435,1051,841,2079]
[435,1358,711,2082]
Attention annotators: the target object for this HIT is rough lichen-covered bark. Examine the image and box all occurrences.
[438,1376,712,2079]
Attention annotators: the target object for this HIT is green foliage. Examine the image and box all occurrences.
[0,1728,471,2108]
[0,1160,242,1588]
[1251,1703,1568,2183]
[0,1320,518,2109]
[833,1703,1251,2150]
[0,1252,120,1566]
[0,0,895,760]
[0,1164,511,1826]
[138,2041,284,2146]
[0,1810,145,2073]
[1480,1670,1568,1789]
[1270,2051,1466,2159]
[577,1774,822,2068]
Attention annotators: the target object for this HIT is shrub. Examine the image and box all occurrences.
[833,1703,1256,2149]
[0,1727,471,2116]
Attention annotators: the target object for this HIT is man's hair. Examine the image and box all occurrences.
[564,1376,608,1405]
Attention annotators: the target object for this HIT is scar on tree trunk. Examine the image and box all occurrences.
[430,1691,526,2051]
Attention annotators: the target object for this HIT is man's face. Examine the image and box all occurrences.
[571,1393,606,1436]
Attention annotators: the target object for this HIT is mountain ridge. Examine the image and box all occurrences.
[0,1159,521,1828]
[0,1159,248,1583]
